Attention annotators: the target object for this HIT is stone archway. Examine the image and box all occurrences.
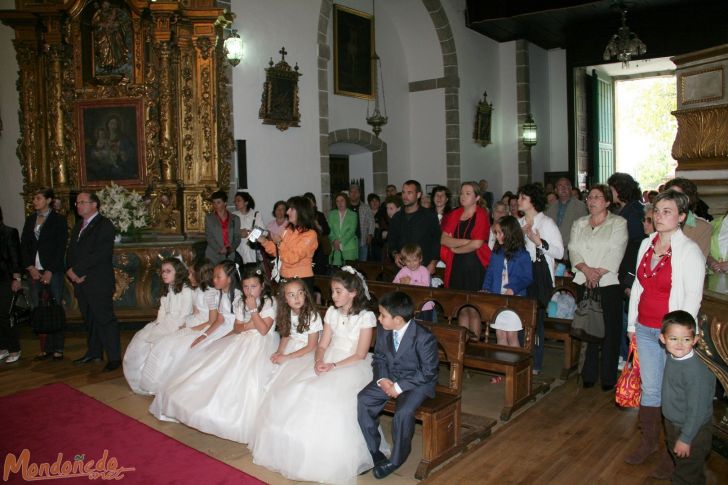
[316,0,459,209]
[328,128,388,198]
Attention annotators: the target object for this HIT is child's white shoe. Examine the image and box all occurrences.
[5,352,21,363]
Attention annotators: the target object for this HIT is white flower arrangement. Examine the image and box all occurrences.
[97,182,149,235]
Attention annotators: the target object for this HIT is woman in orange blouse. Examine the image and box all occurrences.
[260,196,318,293]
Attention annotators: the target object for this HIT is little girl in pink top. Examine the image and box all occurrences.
[393,244,435,321]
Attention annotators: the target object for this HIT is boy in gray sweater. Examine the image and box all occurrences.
[659,310,715,485]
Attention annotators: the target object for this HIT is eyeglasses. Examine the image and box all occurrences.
[75,200,93,206]
[586,195,605,201]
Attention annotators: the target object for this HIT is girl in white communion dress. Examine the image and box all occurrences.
[150,263,278,445]
[138,259,237,394]
[123,257,193,394]
[251,267,381,484]
[249,277,322,450]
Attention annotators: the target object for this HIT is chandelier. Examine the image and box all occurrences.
[603,9,646,68]
[366,0,388,137]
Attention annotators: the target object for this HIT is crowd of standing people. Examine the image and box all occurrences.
[0,172,725,484]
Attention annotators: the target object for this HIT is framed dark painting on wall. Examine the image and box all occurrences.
[334,4,374,99]
[544,171,572,189]
[76,98,145,188]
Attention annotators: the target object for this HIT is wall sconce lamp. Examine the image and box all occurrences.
[473,90,493,147]
[224,29,244,67]
[522,113,538,147]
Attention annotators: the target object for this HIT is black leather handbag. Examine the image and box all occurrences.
[527,247,554,308]
[570,287,604,342]
[31,285,65,334]
[9,290,31,328]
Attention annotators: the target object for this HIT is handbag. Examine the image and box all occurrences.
[615,337,641,408]
[570,286,604,342]
[31,285,65,334]
[527,247,554,308]
[9,290,31,328]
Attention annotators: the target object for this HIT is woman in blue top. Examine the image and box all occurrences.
[482,215,532,348]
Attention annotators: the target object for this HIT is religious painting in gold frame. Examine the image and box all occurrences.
[76,98,146,188]
[333,4,374,99]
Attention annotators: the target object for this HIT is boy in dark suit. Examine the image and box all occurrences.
[357,291,439,479]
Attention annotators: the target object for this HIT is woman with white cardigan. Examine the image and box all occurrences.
[568,185,628,390]
[517,183,564,373]
[624,190,705,479]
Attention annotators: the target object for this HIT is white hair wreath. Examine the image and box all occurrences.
[341,265,370,301]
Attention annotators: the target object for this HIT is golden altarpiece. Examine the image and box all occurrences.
[0,0,235,321]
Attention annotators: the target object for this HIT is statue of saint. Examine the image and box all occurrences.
[92,1,130,74]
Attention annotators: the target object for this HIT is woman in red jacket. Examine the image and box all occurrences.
[440,182,491,340]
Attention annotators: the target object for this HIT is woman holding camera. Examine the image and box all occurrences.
[260,196,318,292]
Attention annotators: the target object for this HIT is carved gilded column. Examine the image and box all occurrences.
[177,24,195,185]
[216,44,234,191]
[14,40,41,193]
[157,41,175,183]
[46,43,68,188]
[194,35,217,185]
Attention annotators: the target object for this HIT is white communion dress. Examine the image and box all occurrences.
[249,310,323,449]
[123,285,194,394]
[149,297,279,444]
[251,306,378,484]
[137,287,238,395]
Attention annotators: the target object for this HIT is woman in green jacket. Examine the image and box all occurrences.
[328,192,358,266]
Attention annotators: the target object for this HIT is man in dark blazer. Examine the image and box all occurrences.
[20,187,68,359]
[66,191,121,372]
[358,291,439,479]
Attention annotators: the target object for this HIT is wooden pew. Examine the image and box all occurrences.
[543,276,580,380]
[313,275,545,421]
[383,323,489,479]
[348,260,446,283]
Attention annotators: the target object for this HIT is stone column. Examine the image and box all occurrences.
[516,39,532,186]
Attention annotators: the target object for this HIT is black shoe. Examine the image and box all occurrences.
[102,360,121,372]
[372,451,388,467]
[582,381,595,389]
[33,353,51,361]
[373,460,398,479]
[359,451,389,475]
[74,356,102,365]
[602,384,615,392]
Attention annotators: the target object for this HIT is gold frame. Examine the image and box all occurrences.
[333,4,374,100]
[679,66,725,105]
[76,97,147,188]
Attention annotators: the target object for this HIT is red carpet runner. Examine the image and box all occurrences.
[1,383,266,484]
